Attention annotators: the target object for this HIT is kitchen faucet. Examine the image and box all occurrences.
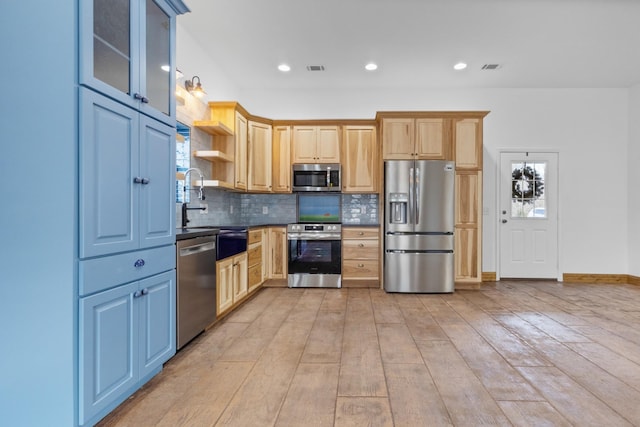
[181,168,206,228]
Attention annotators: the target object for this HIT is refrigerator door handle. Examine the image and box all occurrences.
[409,167,414,224]
[415,167,420,224]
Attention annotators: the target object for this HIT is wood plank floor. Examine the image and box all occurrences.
[97,280,640,426]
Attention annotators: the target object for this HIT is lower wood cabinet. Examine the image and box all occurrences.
[247,228,264,293]
[216,252,248,317]
[79,270,175,425]
[268,227,287,279]
[342,227,380,287]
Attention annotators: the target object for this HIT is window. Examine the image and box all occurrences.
[511,161,546,218]
[176,122,190,203]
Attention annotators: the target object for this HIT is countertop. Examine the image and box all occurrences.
[176,223,380,241]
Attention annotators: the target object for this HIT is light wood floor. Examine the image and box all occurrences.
[98,281,640,426]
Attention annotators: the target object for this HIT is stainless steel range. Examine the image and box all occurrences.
[287,223,342,288]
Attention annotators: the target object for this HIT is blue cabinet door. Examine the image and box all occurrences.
[139,115,176,249]
[79,282,138,425]
[138,270,176,378]
[80,89,139,258]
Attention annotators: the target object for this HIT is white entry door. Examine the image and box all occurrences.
[499,151,559,279]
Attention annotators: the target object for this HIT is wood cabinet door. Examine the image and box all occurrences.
[415,118,451,160]
[455,228,480,281]
[269,227,287,279]
[342,126,377,193]
[234,112,248,189]
[455,171,480,226]
[216,258,234,315]
[292,126,318,163]
[382,118,414,159]
[316,126,341,163]
[234,253,248,301]
[272,126,291,192]
[454,118,482,169]
[248,121,273,192]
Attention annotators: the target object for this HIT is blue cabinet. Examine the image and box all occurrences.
[79,270,175,425]
[80,88,175,258]
[79,0,185,126]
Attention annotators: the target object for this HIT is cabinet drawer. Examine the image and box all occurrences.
[79,245,175,296]
[248,264,262,287]
[342,240,379,259]
[247,245,262,266]
[343,227,379,239]
[343,259,379,280]
[248,229,262,245]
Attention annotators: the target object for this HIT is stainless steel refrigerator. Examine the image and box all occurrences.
[384,160,455,293]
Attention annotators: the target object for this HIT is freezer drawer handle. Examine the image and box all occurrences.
[386,249,454,254]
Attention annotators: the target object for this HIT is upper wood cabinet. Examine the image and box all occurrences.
[382,118,451,160]
[292,126,340,163]
[272,126,291,192]
[234,112,248,190]
[342,126,378,193]
[454,118,482,170]
[248,120,272,192]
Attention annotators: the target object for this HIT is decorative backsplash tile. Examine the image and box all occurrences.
[341,194,379,225]
[176,192,379,228]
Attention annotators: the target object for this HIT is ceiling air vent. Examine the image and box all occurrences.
[481,64,502,70]
[306,65,325,71]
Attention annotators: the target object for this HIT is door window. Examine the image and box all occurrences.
[511,161,546,218]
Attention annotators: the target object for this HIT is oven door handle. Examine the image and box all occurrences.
[288,233,340,240]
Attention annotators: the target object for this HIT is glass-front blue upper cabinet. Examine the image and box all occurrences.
[80,0,189,125]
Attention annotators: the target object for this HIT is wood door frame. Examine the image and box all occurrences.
[495,149,562,281]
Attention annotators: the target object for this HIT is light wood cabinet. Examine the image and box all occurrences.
[342,227,380,286]
[216,252,248,317]
[454,118,482,170]
[234,112,248,190]
[382,117,451,160]
[342,126,378,193]
[247,229,264,293]
[268,227,287,279]
[455,171,482,282]
[272,126,291,192]
[248,121,273,192]
[292,126,340,163]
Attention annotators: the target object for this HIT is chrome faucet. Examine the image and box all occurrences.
[181,168,206,228]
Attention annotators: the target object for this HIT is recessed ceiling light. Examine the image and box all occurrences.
[365,62,378,71]
[453,62,467,70]
[278,64,291,72]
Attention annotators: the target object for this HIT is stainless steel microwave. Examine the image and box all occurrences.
[292,164,341,192]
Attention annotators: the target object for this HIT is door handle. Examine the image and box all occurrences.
[502,219,508,224]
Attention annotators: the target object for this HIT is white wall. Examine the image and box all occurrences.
[176,22,241,102]
[240,87,629,276]
[629,84,640,277]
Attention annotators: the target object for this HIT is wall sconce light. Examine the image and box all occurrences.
[184,76,206,98]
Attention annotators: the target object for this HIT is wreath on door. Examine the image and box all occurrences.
[512,165,544,201]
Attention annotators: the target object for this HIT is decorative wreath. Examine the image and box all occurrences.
[512,165,544,201]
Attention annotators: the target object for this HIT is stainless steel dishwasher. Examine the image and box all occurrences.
[176,234,217,349]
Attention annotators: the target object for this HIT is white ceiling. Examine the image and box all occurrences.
[178,0,640,91]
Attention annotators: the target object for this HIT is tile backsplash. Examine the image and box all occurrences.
[177,192,379,227]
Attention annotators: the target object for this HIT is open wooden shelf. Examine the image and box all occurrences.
[199,179,236,190]
[193,150,234,163]
[193,120,233,136]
